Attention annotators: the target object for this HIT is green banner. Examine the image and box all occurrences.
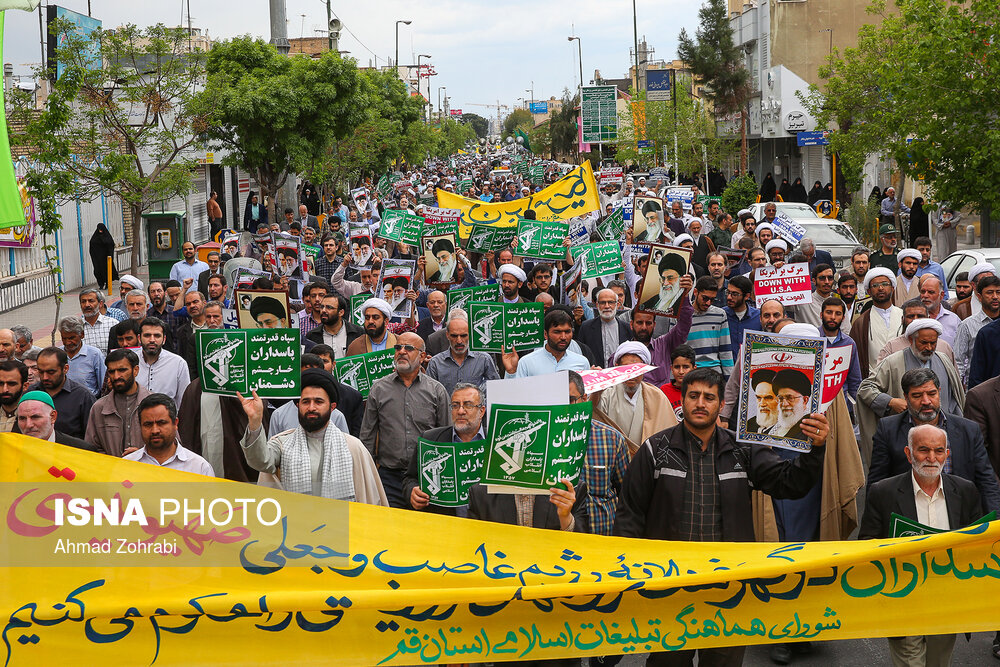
[447,283,500,314]
[570,240,624,280]
[0,15,24,230]
[468,301,544,353]
[196,328,301,398]
[464,221,518,253]
[378,209,425,245]
[482,402,593,491]
[457,179,474,194]
[529,165,544,186]
[890,511,996,538]
[300,243,320,260]
[417,438,486,507]
[697,195,722,206]
[516,218,568,261]
[349,293,368,326]
[334,349,396,399]
[597,207,626,242]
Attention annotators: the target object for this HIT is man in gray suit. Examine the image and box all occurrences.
[297,204,320,233]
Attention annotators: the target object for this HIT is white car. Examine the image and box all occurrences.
[748,203,862,269]
[939,249,1000,290]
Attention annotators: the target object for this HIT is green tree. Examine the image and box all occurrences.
[802,0,1000,239]
[11,23,208,275]
[720,174,758,216]
[549,91,579,160]
[460,113,489,139]
[677,0,751,173]
[192,37,366,222]
[502,109,533,138]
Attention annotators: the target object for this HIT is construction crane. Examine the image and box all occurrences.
[463,101,512,133]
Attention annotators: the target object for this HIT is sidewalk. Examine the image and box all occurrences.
[4,265,150,345]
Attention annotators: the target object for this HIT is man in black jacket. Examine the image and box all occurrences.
[860,423,982,666]
[305,293,364,359]
[613,367,829,667]
[303,344,364,437]
[577,288,632,367]
[16,390,102,453]
[870,367,1000,512]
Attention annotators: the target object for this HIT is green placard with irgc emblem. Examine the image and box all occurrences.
[464,221,519,253]
[468,302,544,354]
[378,208,424,245]
[349,293,368,326]
[417,438,486,507]
[197,329,301,398]
[515,218,568,261]
[570,240,624,280]
[446,283,500,314]
[597,207,627,242]
[482,403,592,492]
[334,349,395,399]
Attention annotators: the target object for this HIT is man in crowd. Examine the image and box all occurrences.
[85,348,150,457]
[850,248,871,298]
[306,293,363,359]
[332,253,381,298]
[174,290,209,379]
[239,369,386,503]
[16,390,97,451]
[169,242,209,292]
[206,275,228,308]
[954,275,1000,385]
[704,251,728,308]
[346,298,397,356]
[859,318,964,469]
[914,236,949,299]
[850,268,902,375]
[688,276,733,380]
[59,316,104,396]
[298,203,319,233]
[404,382,486,516]
[498,264,527,303]
[792,264,836,329]
[136,317,190,406]
[819,297,863,402]
[314,235,342,283]
[0,360,27,432]
[11,325,40,361]
[426,317,499,395]
[297,282,328,336]
[509,309,590,377]
[196,250,224,295]
[416,290,448,341]
[869,224,901,272]
[837,271,860,326]
[869,368,1000,512]
[595,342,677,454]
[122,393,213,474]
[723,275,759,353]
[361,332,450,508]
[876,298,956,365]
[879,186,910,222]
[614,368,830,667]
[31,347,94,440]
[79,288,117,355]
[578,288,631,367]
[860,424,979,667]
[894,248,921,306]
[948,271,972,310]
[798,237,835,274]
[919,274,960,346]
[765,239,787,266]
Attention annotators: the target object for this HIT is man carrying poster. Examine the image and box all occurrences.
[404,382,487,516]
[637,245,692,316]
[737,329,826,452]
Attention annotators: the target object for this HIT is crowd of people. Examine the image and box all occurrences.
[3,152,996,666]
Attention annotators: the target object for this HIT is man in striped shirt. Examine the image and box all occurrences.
[688,276,734,381]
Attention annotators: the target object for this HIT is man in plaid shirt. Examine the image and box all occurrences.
[569,371,629,537]
[78,289,117,355]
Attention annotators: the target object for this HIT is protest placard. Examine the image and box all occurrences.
[378,259,415,317]
[350,186,371,213]
[636,244,692,316]
[378,209,424,245]
[570,240,624,280]
[665,186,695,211]
[349,293,368,326]
[753,263,812,307]
[578,363,658,394]
[772,211,806,244]
[717,246,746,271]
[468,301,544,353]
[349,223,374,268]
[417,438,486,507]
[334,349,396,399]
[736,331,826,453]
[196,328,301,398]
[482,402,593,493]
[597,207,626,242]
[464,222,518,253]
[422,230,460,287]
[421,207,463,226]
[820,343,853,411]
[599,167,624,186]
[567,217,591,246]
[632,196,665,243]
[273,236,304,281]
[457,178,474,194]
[234,289,292,329]
[515,218,568,261]
[529,165,544,186]
[447,283,500,314]
[221,232,250,258]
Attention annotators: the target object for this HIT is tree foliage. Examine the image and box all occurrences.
[615,89,737,172]
[460,113,489,139]
[548,91,579,160]
[11,22,208,274]
[192,38,366,218]
[801,0,1000,235]
[503,109,533,138]
[720,174,758,216]
[677,0,751,171]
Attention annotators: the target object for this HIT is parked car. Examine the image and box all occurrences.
[939,249,1000,291]
[748,203,862,269]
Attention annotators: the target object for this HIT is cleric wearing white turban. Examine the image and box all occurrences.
[360,297,393,321]
[596,341,676,451]
[498,264,527,303]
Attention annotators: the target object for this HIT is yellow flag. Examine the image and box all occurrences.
[437,161,601,238]
[2,432,998,665]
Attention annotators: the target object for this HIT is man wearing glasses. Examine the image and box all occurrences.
[426,313,500,395]
[361,332,450,508]
[403,382,486,517]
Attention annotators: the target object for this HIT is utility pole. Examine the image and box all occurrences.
[268,0,290,55]
[326,0,333,52]
[632,0,639,91]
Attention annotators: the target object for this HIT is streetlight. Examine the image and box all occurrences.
[568,36,583,98]
[417,53,431,121]
[632,0,640,91]
[394,19,411,69]
[438,86,446,119]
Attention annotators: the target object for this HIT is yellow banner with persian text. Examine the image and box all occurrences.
[1,433,999,666]
[437,161,601,238]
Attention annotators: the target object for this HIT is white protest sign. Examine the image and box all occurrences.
[753,263,812,307]
[579,364,657,394]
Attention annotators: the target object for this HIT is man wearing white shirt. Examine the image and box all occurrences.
[136,318,190,407]
[124,393,214,476]
[169,242,209,292]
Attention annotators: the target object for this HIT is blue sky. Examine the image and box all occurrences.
[3,0,701,122]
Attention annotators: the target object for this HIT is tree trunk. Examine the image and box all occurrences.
[130,203,143,276]
[893,168,905,238]
[739,108,748,175]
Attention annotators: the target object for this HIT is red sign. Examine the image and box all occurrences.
[449,109,463,116]
[238,178,250,194]
[753,263,812,307]
[820,344,851,410]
